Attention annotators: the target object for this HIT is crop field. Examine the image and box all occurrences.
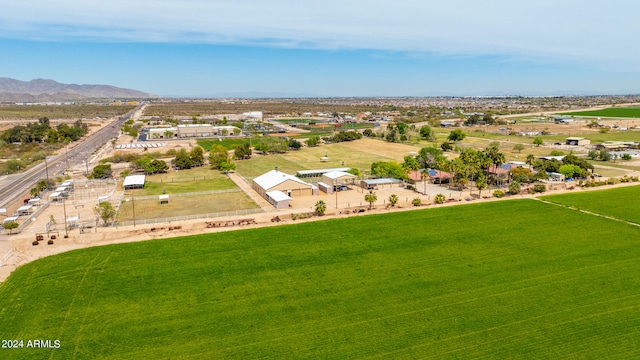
[1,199,640,358]
[541,185,640,224]
[562,107,640,118]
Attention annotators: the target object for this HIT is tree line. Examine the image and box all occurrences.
[1,117,88,144]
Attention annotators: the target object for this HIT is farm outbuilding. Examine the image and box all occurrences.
[17,205,33,216]
[321,171,357,187]
[565,137,590,146]
[296,168,350,179]
[49,192,63,202]
[266,190,292,209]
[360,178,403,190]
[253,169,318,203]
[123,175,146,190]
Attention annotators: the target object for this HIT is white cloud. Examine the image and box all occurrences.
[2,0,639,69]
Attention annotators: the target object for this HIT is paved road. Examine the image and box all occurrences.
[0,103,144,211]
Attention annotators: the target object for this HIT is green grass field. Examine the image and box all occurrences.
[541,185,640,224]
[128,168,237,196]
[116,190,260,222]
[1,198,640,358]
[562,107,640,118]
[233,139,414,178]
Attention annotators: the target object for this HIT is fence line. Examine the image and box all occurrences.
[114,208,264,227]
[118,188,241,201]
[16,202,51,233]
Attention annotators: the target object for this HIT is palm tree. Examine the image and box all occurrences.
[526,154,535,166]
[388,194,399,207]
[314,200,327,216]
[364,190,377,209]
[30,187,40,198]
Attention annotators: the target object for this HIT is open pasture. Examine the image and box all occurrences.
[542,184,640,224]
[233,138,419,178]
[128,168,238,196]
[1,199,640,358]
[116,189,259,222]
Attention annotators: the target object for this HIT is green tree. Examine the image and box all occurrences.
[94,201,116,226]
[364,190,377,209]
[526,154,536,165]
[3,221,18,234]
[371,161,407,180]
[512,144,525,153]
[233,143,252,159]
[219,161,236,173]
[417,146,445,169]
[189,146,205,166]
[402,155,420,172]
[346,168,362,178]
[419,125,431,139]
[447,129,466,142]
[388,194,399,207]
[91,164,112,179]
[174,149,193,169]
[314,200,327,216]
[305,136,321,147]
[475,173,487,198]
[508,181,521,195]
[30,187,40,198]
[533,137,544,147]
[208,145,229,169]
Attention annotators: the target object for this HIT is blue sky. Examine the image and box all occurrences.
[1,0,639,97]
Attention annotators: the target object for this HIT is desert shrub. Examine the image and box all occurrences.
[493,189,505,198]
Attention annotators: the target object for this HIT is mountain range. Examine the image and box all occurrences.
[0,78,155,102]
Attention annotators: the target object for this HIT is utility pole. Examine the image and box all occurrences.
[44,156,49,183]
[63,198,68,238]
[132,196,136,227]
[65,144,70,173]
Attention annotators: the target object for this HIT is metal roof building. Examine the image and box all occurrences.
[252,170,318,204]
[123,175,146,190]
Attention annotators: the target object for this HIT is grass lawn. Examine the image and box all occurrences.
[541,184,640,224]
[198,138,253,151]
[127,167,237,196]
[1,199,640,358]
[116,190,259,222]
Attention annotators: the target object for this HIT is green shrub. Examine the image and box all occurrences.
[493,189,505,198]
[533,184,547,193]
[434,193,446,204]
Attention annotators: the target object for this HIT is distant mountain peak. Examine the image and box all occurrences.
[0,77,155,102]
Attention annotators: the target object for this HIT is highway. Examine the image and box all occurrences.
[0,104,142,212]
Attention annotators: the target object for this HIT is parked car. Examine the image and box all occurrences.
[335,185,349,191]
